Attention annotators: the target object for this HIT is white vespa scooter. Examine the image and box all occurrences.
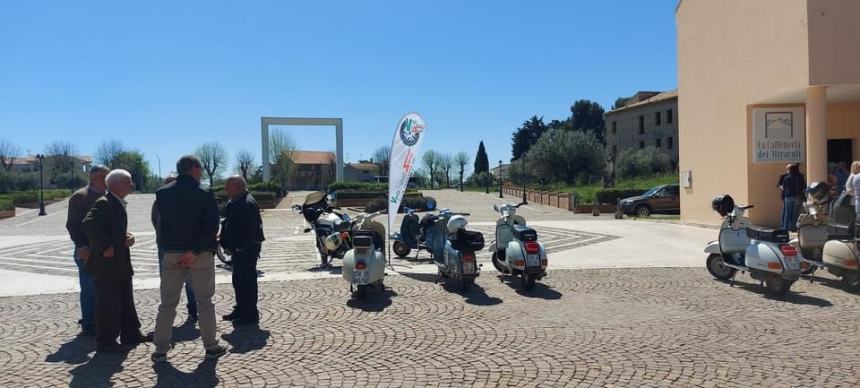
[341,210,387,299]
[490,202,548,290]
[705,194,803,296]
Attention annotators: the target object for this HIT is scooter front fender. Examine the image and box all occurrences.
[704,240,720,254]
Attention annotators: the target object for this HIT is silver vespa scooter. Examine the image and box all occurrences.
[490,202,548,290]
[705,194,803,296]
[341,210,387,299]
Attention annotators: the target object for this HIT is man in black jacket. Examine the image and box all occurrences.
[151,155,226,363]
[80,169,149,353]
[220,175,265,326]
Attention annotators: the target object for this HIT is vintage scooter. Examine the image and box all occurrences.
[341,210,387,299]
[705,194,803,296]
[796,182,860,291]
[490,203,548,290]
[391,207,421,258]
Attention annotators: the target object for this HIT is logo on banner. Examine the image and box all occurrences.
[399,118,425,146]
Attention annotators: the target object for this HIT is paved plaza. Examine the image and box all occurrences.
[0,190,859,386]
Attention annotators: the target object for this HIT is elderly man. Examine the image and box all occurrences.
[151,174,197,322]
[65,165,110,337]
[152,155,226,363]
[220,175,265,326]
[81,169,149,353]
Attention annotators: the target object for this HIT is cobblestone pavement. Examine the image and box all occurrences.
[3,267,860,387]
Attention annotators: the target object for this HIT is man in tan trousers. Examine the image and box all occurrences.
[151,155,226,363]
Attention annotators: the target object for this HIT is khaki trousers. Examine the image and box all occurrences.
[153,251,218,353]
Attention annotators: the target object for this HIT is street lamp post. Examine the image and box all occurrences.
[498,160,504,198]
[521,154,528,205]
[36,154,46,216]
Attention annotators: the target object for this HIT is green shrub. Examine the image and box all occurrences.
[328,182,388,192]
[250,191,275,201]
[595,188,648,204]
[616,147,672,178]
[365,198,387,213]
[0,198,13,211]
[10,191,38,204]
[248,181,281,193]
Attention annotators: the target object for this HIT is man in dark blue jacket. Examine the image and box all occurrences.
[220,175,265,326]
[151,155,226,363]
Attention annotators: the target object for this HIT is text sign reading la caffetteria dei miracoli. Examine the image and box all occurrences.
[752,107,805,164]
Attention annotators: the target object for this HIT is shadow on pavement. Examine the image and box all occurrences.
[221,325,270,354]
[153,358,219,388]
[346,288,397,312]
[68,350,130,388]
[802,274,859,295]
[45,335,95,365]
[306,265,343,275]
[398,271,504,306]
[733,281,833,307]
[512,282,563,300]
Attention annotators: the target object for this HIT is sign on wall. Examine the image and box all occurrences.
[752,107,805,163]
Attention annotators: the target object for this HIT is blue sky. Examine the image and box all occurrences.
[0,0,678,177]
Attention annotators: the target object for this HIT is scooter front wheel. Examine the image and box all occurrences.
[393,241,411,258]
[706,254,735,280]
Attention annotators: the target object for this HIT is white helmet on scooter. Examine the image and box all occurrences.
[447,215,469,234]
[324,233,343,251]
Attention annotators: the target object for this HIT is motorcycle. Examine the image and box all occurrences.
[705,194,803,296]
[341,210,387,299]
[490,203,548,290]
[292,191,352,268]
[796,182,860,291]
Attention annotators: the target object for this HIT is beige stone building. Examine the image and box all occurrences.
[677,0,860,227]
[605,90,679,164]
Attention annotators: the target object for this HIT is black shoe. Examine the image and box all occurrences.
[122,332,153,345]
[97,342,131,353]
[222,310,241,321]
[151,352,167,364]
[204,345,227,360]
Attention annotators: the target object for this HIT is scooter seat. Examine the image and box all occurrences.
[512,225,538,242]
[745,227,789,243]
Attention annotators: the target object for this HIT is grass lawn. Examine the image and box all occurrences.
[539,173,678,204]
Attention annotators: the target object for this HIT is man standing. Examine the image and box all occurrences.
[65,165,110,337]
[151,174,197,322]
[152,155,226,363]
[220,175,265,326]
[80,169,149,352]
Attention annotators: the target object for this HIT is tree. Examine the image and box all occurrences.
[372,146,391,177]
[235,149,256,181]
[439,153,453,188]
[44,141,78,174]
[422,150,442,189]
[95,140,127,168]
[474,141,489,174]
[453,151,470,192]
[0,139,21,172]
[111,151,150,190]
[268,129,298,190]
[611,97,628,110]
[511,116,548,159]
[570,100,607,144]
[526,129,606,185]
[194,142,228,187]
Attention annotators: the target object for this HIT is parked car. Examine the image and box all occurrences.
[619,184,680,217]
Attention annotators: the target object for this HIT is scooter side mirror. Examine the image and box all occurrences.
[493,204,500,212]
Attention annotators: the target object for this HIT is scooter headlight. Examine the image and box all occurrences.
[324,233,342,251]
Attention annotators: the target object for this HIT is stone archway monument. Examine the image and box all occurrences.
[261,117,344,183]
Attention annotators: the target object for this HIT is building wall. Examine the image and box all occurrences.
[807,0,860,85]
[605,98,679,163]
[676,0,810,226]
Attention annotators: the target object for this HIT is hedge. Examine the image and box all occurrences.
[328,182,388,192]
[250,191,275,201]
[0,198,13,211]
[594,188,648,204]
[365,195,434,213]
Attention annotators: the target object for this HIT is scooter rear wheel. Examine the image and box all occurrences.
[841,271,860,292]
[393,241,411,258]
[491,252,508,273]
[706,254,736,280]
[764,274,793,297]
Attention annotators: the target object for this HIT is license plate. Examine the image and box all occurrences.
[463,261,476,274]
[352,271,369,285]
[526,254,540,267]
[784,256,800,271]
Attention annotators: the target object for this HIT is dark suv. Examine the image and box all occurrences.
[619,184,680,217]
